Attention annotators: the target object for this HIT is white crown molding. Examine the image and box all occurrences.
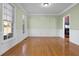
[28,14,60,16]
[58,3,77,15]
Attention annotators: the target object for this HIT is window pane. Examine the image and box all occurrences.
[7,16,12,21]
[3,3,7,8]
[6,4,13,11]
[7,10,12,17]
[3,3,14,40]
[3,21,8,35]
[3,14,7,20]
[3,7,7,15]
[4,4,13,10]
[7,22,12,33]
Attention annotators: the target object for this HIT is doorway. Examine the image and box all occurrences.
[63,15,70,55]
[64,16,70,38]
[63,15,70,43]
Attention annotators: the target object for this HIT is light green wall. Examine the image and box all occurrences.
[56,16,63,29]
[61,4,79,30]
[15,4,28,36]
[28,15,58,30]
[59,4,79,45]
[16,7,24,35]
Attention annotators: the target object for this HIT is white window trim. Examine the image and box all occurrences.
[2,3,16,42]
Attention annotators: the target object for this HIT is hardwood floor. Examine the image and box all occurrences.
[2,37,79,56]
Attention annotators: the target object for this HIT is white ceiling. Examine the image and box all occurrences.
[20,3,74,15]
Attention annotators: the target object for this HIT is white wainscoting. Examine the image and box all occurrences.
[70,29,79,45]
[57,29,64,38]
[29,29,58,37]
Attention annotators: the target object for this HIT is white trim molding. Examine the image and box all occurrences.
[58,3,77,15]
[28,13,59,16]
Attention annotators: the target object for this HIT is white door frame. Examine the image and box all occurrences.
[63,14,70,38]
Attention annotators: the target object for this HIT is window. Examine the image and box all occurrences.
[22,15,25,34]
[3,3,14,40]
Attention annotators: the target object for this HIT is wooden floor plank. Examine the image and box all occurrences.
[2,37,79,56]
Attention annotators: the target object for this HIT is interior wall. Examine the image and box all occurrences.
[0,3,28,55]
[28,15,60,37]
[56,16,63,38]
[61,4,79,45]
